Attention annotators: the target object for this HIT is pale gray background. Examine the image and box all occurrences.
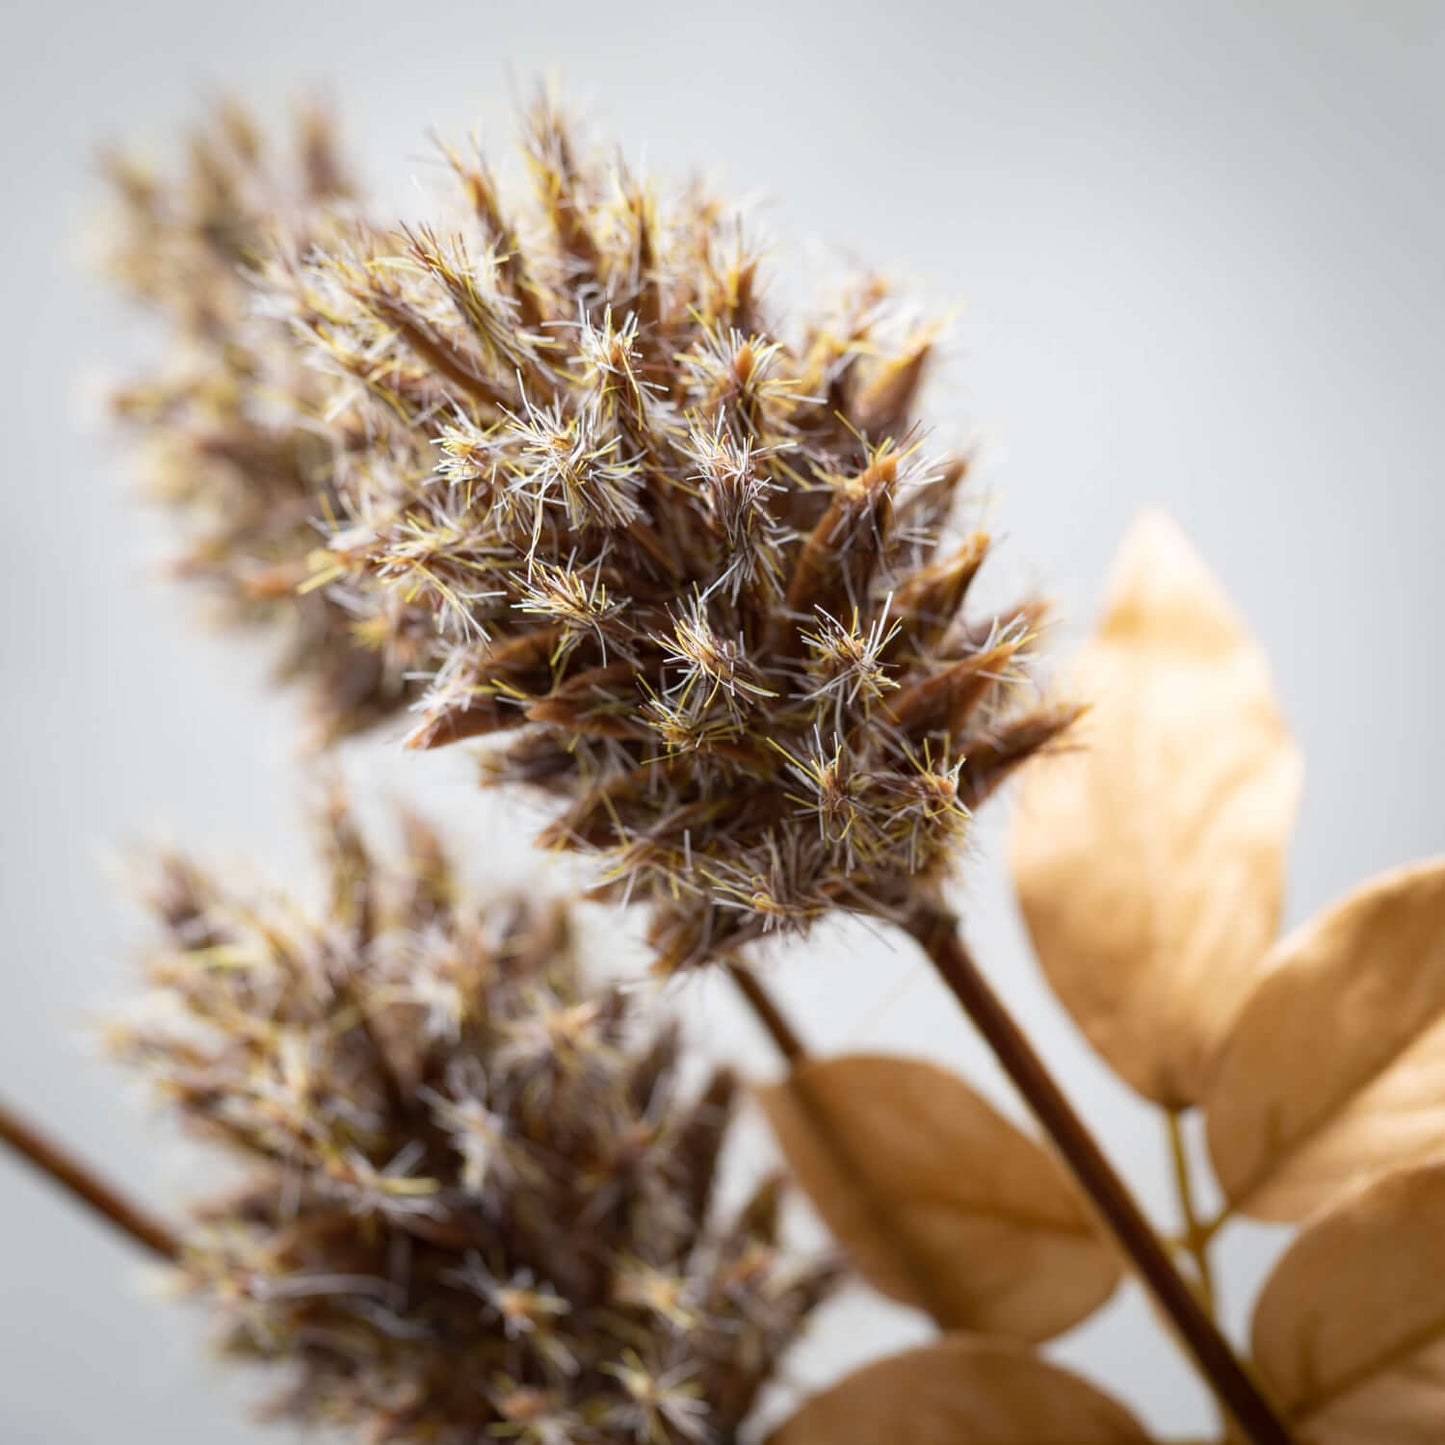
[2,0,1442,1439]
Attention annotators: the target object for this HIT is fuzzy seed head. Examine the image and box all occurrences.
[114,797,835,1442]
[307,98,1073,967]
[114,94,1075,967]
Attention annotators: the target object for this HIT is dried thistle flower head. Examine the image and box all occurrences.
[103,103,424,741]
[114,797,834,1443]
[285,94,1074,968]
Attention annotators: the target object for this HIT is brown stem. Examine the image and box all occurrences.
[726,962,808,1062]
[906,905,1292,1445]
[723,958,964,1325]
[0,1094,179,1262]
[1198,1203,1233,1244]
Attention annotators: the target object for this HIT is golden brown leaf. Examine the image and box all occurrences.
[1205,858,1445,1220]
[1009,511,1302,1106]
[1252,1161,1445,1444]
[767,1336,1152,1445]
[758,1053,1121,1339]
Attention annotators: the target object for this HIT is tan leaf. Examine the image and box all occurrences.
[1009,511,1302,1107]
[767,1335,1152,1445]
[1252,1161,1445,1444]
[758,1053,1121,1340]
[1205,858,1445,1220]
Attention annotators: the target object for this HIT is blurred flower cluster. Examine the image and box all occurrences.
[103,104,424,741]
[113,797,835,1443]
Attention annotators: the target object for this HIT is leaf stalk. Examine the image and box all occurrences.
[1167,1108,1219,1315]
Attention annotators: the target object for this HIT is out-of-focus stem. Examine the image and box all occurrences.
[1167,1108,1218,1315]
[0,1094,178,1262]
[726,962,808,1062]
[723,957,962,1325]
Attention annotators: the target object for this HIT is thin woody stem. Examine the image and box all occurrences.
[905,904,1293,1445]
[726,962,808,1062]
[0,1094,179,1263]
[723,957,963,1325]
[1197,1204,1233,1244]
[1167,1109,1218,1315]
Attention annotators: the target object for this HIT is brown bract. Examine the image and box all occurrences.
[767,1336,1152,1445]
[1010,512,1301,1106]
[1206,857,1445,1220]
[759,1053,1121,1340]
[289,95,1067,969]
[112,798,835,1444]
[1252,1162,1445,1445]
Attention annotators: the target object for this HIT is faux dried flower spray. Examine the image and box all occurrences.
[84,94,1275,1442]
[7,88,1437,1445]
[253,95,1283,1442]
